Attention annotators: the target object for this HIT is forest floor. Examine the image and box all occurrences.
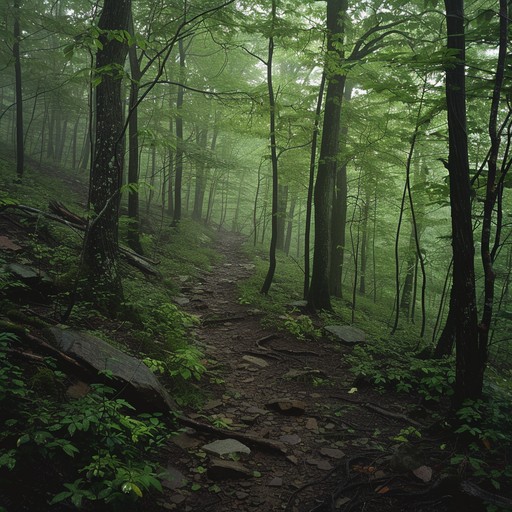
[0,155,493,511]
[157,231,477,512]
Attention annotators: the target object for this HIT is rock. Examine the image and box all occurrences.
[173,296,190,306]
[0,236,22,252]
[169,494,186,505]
[202,399,224,411]
[317,460,334,471]
[45,327,174,411]
[305,418,319,432]
[207,459,253,480]
[266,399,306,416]
[412,465,433,483]
[246,406,268,415]
[241,415,259,425]
[4,263,54,295]
[202,439,251,457]
[162,466,188,490]
[287,455,298,465]
[269,477,283,487]
[287,300,308,309]
[324,325,366,345]
[242,355,269,368]
[171,433,202,450]
[279,434,301,445]
[320,447,345,459]
[236,491,249,500]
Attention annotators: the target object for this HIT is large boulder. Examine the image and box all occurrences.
[324,325,366,345]
[45,327,174,411]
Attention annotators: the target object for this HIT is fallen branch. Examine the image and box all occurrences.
[177,415,288,455]
[461,480,512,508]
[330,394,423,428]
[255,334,320,356]
[1,202,160,276]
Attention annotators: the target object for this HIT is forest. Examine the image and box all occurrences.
[1,0,512,510]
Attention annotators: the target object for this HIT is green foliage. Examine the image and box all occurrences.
[282,313,321,341]
[0,332,170,509]
[144,345,207,382]
[346,342,455,401]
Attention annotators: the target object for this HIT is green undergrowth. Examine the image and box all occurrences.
[0,151,224,508]
[0,332,170,510]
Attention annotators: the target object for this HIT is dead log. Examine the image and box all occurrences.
[0,202,160,276]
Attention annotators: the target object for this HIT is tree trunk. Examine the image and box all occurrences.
[284,192,296,256]
[192,127,208,220]
[13,0,24,181]
[172,38,186,225]
[260,0,279,295]
[443,0,481,405]
[329,83,352,297]
[126,25,143,254]
[307,0,347,310]
[359,190,371,295]
[82,0,131,314]
[304,73,326,298]
[276,184,288,251]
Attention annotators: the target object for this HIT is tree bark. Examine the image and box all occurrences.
[304,73,326,298]
[260,0,279,295]
[330,84,352,297]
[172,38,186,225]
[83,0,131,313]
[127,22,144,254]
[307,0,347,310]
[13,0,24,180]
[444,0,481,405]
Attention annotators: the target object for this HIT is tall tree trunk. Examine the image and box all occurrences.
[443,0,480,405]
[359,189,371,295]
[82,0,131,314]
[192,127,208,220]
[127,26,143,254]
[172,38,186,225]
[13,0,24,181]
[260,0,279,295]
[477,0,508,377]
[307,0,347,310]
[304,73,326,298]
[276,184,288,251]
[329,83,352,297]
[284,192,297,256]
[71,117,80,169]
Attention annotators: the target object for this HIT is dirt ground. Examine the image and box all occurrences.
[157,231,476,512]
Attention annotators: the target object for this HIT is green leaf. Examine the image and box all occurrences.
[49,491,72,505]
[16,434,30,447]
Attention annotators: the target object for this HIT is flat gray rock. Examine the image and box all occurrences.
[45,327,174,411]
[324,325,366,344]
[162,466,188,490]
[207,459,252,480]
[202,438,251,457]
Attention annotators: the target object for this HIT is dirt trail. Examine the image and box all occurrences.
[160,231,429,512]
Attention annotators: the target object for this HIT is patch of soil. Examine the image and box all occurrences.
[158,232,470,512]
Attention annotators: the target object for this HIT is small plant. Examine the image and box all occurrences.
[392,426,422,443]
[282,314,320,341]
